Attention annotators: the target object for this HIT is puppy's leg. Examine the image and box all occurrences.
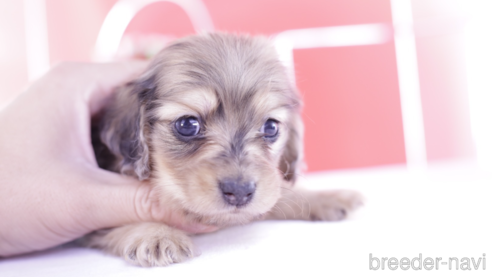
[82,223,194,267]
[266,188,364,221]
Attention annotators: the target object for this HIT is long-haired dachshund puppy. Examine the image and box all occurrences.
[89,33,363,266]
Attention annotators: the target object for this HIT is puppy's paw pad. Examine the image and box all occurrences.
[123,231,194,267]
[308,190,364,221]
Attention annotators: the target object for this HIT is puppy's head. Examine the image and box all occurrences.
[101,33,303,225]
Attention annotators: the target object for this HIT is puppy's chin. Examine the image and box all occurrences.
[182,206,271,227]
[152,160,284,227]
[157,180,282,227]
[177,195,280,227]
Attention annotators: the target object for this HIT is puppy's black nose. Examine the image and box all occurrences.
[219,180,256,207]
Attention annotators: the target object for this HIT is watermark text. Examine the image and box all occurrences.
[369,253,487,271]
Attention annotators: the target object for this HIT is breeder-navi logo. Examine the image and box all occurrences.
[369,253,487,271]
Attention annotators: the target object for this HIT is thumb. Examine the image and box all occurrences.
[80,168,218,234]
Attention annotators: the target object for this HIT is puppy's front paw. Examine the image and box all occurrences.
[267,189,364,221]
[83,223,194,267]
[121,228,194,267]
[306,190,364,221]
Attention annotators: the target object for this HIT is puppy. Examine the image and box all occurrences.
[88,33,363,266]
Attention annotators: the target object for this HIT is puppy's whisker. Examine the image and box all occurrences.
[282,159,290,179]
[280,186,312,218]
[271,205,287,220]
[277,189,304,217]
[269,157,309,183]
[274,197,297,219]
[262,163,310,217]
[278,190,304,218]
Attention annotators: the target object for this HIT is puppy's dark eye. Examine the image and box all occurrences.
[175,116,200,136]
[261,119,279,138]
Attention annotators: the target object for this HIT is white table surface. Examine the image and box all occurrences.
[1,161,491,277]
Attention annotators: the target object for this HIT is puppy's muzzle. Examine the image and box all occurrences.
[219,179,256,207]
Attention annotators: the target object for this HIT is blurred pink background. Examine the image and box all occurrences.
[1,0,488,173]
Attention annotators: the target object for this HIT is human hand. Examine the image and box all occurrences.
[0,62,217,257]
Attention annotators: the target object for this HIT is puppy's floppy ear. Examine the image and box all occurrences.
[99,73,157,180]
[279,110,305,185]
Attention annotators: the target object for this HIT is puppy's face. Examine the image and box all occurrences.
[101,34,303,225]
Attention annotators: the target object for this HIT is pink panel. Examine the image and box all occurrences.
[412,0,475,161]
[295,45,405,171]
[415,34,475,161]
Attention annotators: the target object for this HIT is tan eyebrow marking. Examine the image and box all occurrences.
[156,89,219,120]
